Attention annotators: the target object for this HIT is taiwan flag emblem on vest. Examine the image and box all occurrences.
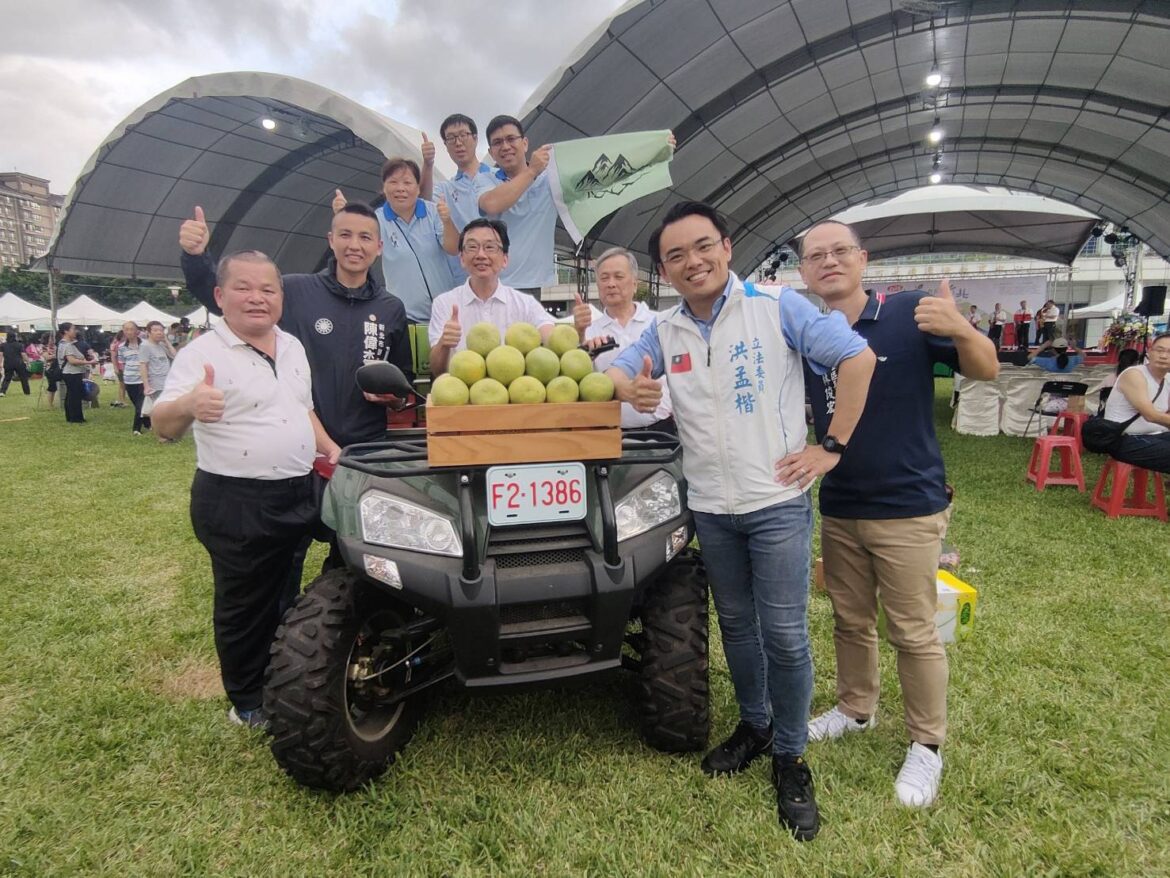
[670,352,692,373]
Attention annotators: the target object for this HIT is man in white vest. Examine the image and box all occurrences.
[607,202,875,841]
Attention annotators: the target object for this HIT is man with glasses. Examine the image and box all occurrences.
[474,115,557,301]
[427,218,554,376]
[421,114,492,285]
[798,221,998,809]
[606,202,875,841]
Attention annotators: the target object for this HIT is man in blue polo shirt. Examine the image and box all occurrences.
[607,201,875,841]
[475,115,557,301]
[421,113,493,285]
[800,220,998,809]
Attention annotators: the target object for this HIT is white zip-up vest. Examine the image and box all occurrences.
[656,277,809,515]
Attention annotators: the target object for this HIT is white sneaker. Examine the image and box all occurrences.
[895,742,943,807]
[808,704,876,741]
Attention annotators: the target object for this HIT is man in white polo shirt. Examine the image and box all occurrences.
[577,245,674,432]
[427,218,555,376]
[153,250,341,730]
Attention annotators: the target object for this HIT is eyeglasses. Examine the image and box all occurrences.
[800,245,860,266]
[462,242,503,255]
[662,238,719,268]
[489,134,524,149]
[443,132,475,144]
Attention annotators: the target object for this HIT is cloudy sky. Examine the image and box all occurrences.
[1,0,628,192]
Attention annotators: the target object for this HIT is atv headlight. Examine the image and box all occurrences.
[615,472,681,542]
[360,492,462,557]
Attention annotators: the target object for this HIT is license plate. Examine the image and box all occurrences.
[486,462,588,526]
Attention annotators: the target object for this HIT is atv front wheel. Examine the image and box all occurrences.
[264,570,424,791]
[636,550,709,752]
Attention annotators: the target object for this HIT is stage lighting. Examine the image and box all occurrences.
[925,65,942,87]
[930,172,942,184]
[928,119,943,144]
[261,118,277,131]
[1104,233,1118,245]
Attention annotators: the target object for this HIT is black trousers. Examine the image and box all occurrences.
[988,324,1002,345]
[1111,433,1170,475]
[125,382,145,432]
[1015,322,1030,349]
[1,364,30,394]
[61,373,85,422]
[190,469,318,711]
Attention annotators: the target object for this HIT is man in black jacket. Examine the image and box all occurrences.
[178,203,413,448]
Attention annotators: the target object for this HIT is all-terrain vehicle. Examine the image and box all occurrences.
[262,365,708,791]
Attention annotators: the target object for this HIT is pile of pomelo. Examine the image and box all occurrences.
[431,322,616,406]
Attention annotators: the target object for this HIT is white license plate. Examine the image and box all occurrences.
[486,462,588,526]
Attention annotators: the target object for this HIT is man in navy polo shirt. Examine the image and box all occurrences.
[474,115,557,301]
[800,220,998,809]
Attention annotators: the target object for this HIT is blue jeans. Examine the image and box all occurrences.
[693,493,814,757]
[1111,433,1170,475]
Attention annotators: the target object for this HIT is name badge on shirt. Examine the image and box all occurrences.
[670,353,692,373]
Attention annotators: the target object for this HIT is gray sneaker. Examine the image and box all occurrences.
[227,706,268,731]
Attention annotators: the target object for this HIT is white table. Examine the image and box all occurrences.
[952,366,1114,437]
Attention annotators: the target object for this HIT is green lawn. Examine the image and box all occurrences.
[1,381,1168,876]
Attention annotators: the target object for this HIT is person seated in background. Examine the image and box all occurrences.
[1029,337,1083,373]
[1103,348,1141,389]
[1102,332,1170,474]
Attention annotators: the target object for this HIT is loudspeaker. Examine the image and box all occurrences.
[998,350,1029,366]
[1135,285,1166,317]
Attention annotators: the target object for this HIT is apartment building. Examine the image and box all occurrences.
[0,173,62,268]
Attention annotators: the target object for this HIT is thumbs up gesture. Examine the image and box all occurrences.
[179,206,210,255]
[331,188,347,215]
[189,363,225,422]
[440,304,462,349]
[421,132,435,167]
[572,292,592,337]
[914,277,967,338]
[436,197,451,224]
[630,355,662,413]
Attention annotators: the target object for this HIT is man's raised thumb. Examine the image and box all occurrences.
[194,205,205,224]
[640,356,653,378]
[574,292,584,306]
[937,278,954,301]
[422,131,430,143]
[202,363,215,386]
[450,304,459,321]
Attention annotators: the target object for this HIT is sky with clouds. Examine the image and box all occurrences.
[1,0,628,192]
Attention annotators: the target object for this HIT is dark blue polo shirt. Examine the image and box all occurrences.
[806,290,959,520]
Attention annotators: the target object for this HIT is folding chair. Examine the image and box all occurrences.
[1024,380,1088,437]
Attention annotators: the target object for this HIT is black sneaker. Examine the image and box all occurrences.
[701,721,773,776]
[772,755,820,841]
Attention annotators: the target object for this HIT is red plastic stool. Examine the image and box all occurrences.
[1026,434,1085,491]
[1090,459,1168,521]
[1052,410,1091,452]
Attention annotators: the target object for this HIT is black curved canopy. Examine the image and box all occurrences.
[520,0,1169,272]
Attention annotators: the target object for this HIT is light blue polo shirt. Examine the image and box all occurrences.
[474,167,558,290]
[377,199,457,323]
[434,162,491,283]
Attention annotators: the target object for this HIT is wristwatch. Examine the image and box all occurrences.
[821,435,847,455]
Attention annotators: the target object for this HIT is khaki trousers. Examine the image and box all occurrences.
[821,512,949,746]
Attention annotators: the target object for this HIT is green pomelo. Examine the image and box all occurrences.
[486,345,526,386]
[546,324,580,357]
[468,377,509,405]
[525,346,561,384]
[508,375,547,404]
[559,348,594,383]
[545,376,580,403]
[448,349,486,386]
[578,371,615,402]
[466,322,501,357]
[504,322,542,355]
[430,374,471,406]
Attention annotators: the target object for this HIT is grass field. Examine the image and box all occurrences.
[1,381,1168,877]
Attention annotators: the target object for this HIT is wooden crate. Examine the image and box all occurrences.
[425,399,621,467]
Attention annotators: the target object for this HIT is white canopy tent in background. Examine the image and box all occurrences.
[57,294,128,329]
[184,307,221,327]
[0,292,53,330]
[1070,293,1129,320]
[119,300,182,327]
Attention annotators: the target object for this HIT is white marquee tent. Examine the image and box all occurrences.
[57,295,128,329]
[0,292,52,329]
[119,300,182,327]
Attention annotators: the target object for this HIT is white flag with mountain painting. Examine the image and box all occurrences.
[546,130,674,245]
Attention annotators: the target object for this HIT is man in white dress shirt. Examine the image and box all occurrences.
[427,218,555,375]
[153,250,341,729]
[576,246,674,432]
